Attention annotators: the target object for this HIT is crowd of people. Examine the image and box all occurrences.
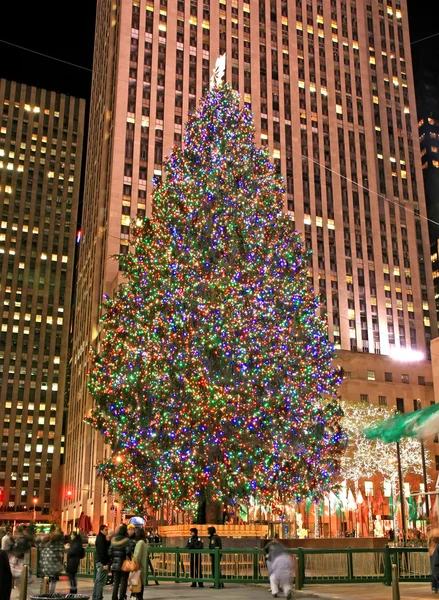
[0,523,162,600]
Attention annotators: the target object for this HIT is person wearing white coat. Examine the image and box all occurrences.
[269,552,295,599]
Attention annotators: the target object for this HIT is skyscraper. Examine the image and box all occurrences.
[412,37,439,243]
[0,79,85,520]
[63,0,437,530]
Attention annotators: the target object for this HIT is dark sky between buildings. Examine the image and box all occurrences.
[0,1,437,103]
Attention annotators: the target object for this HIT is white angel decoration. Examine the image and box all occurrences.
[210,54,226,89]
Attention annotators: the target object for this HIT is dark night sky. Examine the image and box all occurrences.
[0,1,97,100]
[0,1,437,102]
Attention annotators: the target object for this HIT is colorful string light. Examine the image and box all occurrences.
[87,84,346,514]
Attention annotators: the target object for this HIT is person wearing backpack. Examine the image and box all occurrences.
[66,532,85,594]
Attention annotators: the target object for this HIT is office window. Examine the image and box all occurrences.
[401,373,409,384]
[418,376,425,385]
[379,395,387,406]
[367,370,376,381]
[413,399,421,411]
[396,397,405,413]
[360,394,369,403]
[385,372,393,382]
[436,455,439,471]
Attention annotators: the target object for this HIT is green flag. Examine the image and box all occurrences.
[364,403,439,444]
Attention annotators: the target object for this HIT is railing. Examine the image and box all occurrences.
[35,545,431,589]
[146,545,431,589]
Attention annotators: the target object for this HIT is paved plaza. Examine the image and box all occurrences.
[10,576,437,600]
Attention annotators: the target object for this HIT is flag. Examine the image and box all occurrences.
[364,403,439,443]
[356,490,364,505]
[389,493,394,518]
[408,497,417,521]
[347,488,357,510]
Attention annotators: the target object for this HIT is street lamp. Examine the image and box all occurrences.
[33,497,38,522]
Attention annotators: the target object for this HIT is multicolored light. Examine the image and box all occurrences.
[87,84,346,514]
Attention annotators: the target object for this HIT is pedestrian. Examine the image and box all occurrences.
[132,528,148,599]
[429,531,439,593]
[1,531,14,554]
[92,524,110,600]
[0,548,12,600]
[39,531,64,594]
[108,524,132,600]
[66,532,85,594]
[269,552,295,600]
[127,524,137,555]
[185,527,204,587]
[264,533,284,576]
[207,526,223,588]
[9,526,30,583]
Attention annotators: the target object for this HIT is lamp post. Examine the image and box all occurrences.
[395,442,407,545]
[32,497,37,522]
[421,440,430,521]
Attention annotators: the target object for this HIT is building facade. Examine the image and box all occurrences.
[63,0,438,531]
[412,38,439,243]
[0,80,85,521]
[432,240,439,327]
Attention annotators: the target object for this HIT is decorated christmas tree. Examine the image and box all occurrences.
[87,82,346,516]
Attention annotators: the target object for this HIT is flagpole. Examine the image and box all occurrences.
[396,441,407,545]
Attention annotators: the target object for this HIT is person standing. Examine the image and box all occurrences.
[127,524,137,555]
[39,531,64,594]
[133,528,148,599]
[66,532,85,594]
[0,549,12,600]
[92,525,110,600]
[108,524,132,600]
[429,532,439,594]
[207,526,223,588]
[1,531,13,554]
[185,527,204,587]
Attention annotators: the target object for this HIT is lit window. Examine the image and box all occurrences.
[365,481,374,496]
[367,370,376,381]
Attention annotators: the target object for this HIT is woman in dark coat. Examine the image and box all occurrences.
[0,549,12,600]
[66,532,85,594]
[108,524,132,600]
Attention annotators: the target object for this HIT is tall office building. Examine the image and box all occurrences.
[63,0,438,530]
[0,80,85,521]
[412,39,439,243]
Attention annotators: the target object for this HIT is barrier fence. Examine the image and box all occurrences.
[35,545,431,589]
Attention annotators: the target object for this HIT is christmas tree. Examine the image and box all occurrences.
[88,83,346,515]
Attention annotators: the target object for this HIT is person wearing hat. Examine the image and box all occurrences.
[185,527,204,587]
[207,527,224,588]
[127,524,137,555]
